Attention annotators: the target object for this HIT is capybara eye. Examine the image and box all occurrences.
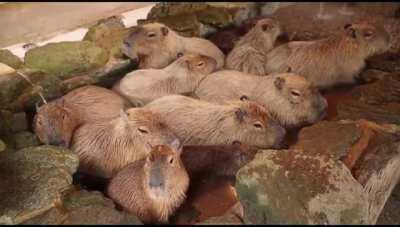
[262,24,270,31]
[197,61,205,67]
[123,40,131,47]
[169,157,174,164]
[364,30,374,38]
[253,122,263,129]
[240,95,249,101]
[291,90,301,97]
[147,32,156,38]
[177,52,183,58]
[138,127,149,134]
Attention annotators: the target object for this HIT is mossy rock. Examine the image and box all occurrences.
[0,145,79,224]
[83,16,134,59]
[235,150,368,224]
[0,49,23,69]
[2,69,63,112]
[23,189,142,225]
[24,41,109,80]
[0,140,5,152]
[142,2,258,38]
[13,131,39,150]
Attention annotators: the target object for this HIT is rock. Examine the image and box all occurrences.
[13,131,40,150]
[366,53,400,73]
[0,49,23,69]
[140,2,259,37]
[24,41,109,80]
[294,120,400,223]
[235,149,369,224]
[0,140,5,152]
[22,189,142,225]
[377,183,400,225]
[357,69,391,83]
[1,69,63,112]
[0,145,79,224]
[336,73,400,125]
[83,16,135,59]
[0,111,29,148]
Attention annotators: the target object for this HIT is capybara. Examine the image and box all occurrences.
[107,139,189,224]
[225,18,281,76]
[143,95,286,149]
[121,22,225,69]
[113,53,217,106]
[70,108,177,178]
[33,85,132,147]
[264,21,391,89]
[194,70,327,128]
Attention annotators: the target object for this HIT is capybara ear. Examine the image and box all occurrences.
[235,108,248,122]
[344,24,357,39]
[177,52,184,58]
[274,77,285,90]
[170,139,182,155]
[161,26,169,36]
[119,109,129,122]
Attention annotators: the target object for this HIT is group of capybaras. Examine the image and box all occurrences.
[32,17,391,224]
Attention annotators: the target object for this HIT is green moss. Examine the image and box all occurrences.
[24,41,109,80]
[0,49,23,69]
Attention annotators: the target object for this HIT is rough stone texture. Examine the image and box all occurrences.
[24,41,109,80]
[0,68,63,112]
[235,149,368,224]
[0,145,79,224]
[0,139,5,152]
[22,189,142,225]
[377,182,400,224]
[13,131,40,150]
[366,53,400,73]
[294,120,400,223]
[0,49,23,69]
[139,2,259,37]
[83,16,136,59]
[336,73,400,125]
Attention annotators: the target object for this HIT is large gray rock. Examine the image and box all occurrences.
[0,145,79,224]
[22,189,142,225]
[139,2,259,37]
[235,149,368,224]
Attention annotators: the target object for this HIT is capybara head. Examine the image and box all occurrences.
[344,21,391,56]
[174,53,217,76]
[144,139,188,200]
[33,100,79,148]
[122,23,172,63]
[237,18,281,48]
[227,100,286,149]
[252,18,281,41]
[124,108,177,147]
[266,73,328,127]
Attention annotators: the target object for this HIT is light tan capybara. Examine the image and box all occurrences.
[33,85,132,147]
[107,139,189,224]
[264,21,391,89]
[181,143,258,177]
[113,53,217,106]
[144,95,286,149]
[121,22,225,69]
[194,70,327,128]
[225,18,281,76]
[70,108,177,178]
